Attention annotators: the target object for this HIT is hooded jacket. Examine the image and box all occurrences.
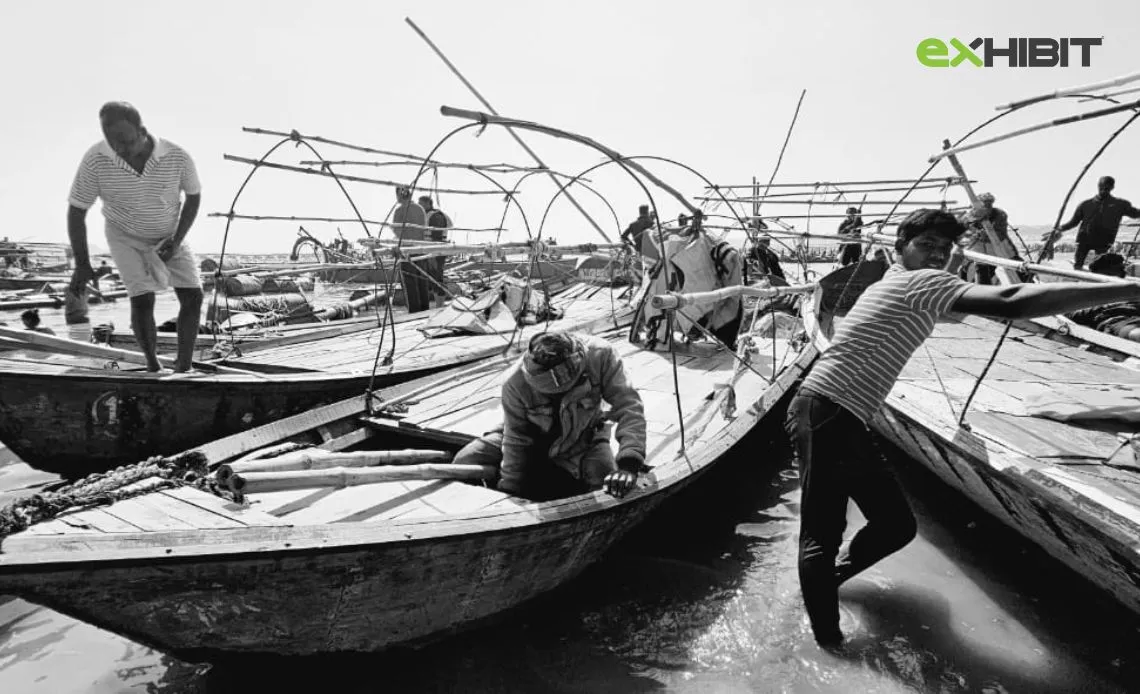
[499,334,646,494]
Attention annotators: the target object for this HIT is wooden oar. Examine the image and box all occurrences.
[226,463,496,494]
[652,283,816,310]
[0,326,267,376]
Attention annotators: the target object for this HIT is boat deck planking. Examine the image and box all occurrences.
[224,283,633,373]
[1,332,799,551]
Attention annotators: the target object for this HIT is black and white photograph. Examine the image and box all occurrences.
[2,1,1140,692]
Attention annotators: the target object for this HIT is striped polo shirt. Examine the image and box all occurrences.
[802,264,972,421]
[68,138,201,241]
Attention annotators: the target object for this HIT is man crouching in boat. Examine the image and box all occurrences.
[452,331,647,501]
[786,208,1140,649]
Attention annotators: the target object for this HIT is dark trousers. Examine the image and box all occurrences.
[400,256,447,313]
[784,388,917,644]
[1074,234,1113,270]
[839,243,861,266]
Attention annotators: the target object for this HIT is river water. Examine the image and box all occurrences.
[3,266,1140,693]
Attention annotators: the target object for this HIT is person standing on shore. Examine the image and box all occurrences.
[836,207,864,266]
[786,208,1140,649]
[67,102,203,372]
[1043,176,1140,270]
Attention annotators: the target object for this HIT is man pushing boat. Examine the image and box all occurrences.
[67,101,203,372]
[452,330,647,501]
[786,208,1140,649]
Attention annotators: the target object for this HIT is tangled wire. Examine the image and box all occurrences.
[0,451,230,540]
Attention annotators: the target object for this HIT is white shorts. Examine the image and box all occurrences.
[105,228,200,298]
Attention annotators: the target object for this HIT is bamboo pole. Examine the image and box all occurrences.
[716,182,958,199]
[222,155,512,195]
[1080,85,1140,102]
[998,70,1140,110]
[695,198,957,206]
[0,326,266,376]
[226,463,497,493]
[440,106,697,215]
[217,448,453,480]
[363,239,620,257]
[209,212,389,226]
[930,98,1140,162]
[296,159,583,179]
[652,283,816,310]
[708,177,970,189]
[375,221,506,234]
[406,17,614,243]
[755,89,807,216]
[242,126,440,162]
[940,144,1005,248]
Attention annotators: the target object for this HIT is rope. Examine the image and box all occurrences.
[0,452,223,539]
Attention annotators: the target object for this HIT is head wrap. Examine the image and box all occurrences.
[522,332,585,395]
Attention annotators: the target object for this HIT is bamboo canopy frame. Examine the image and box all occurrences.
[998,69,1140,110]
[439,106,699,216]
[406,17,614,243]
[694,198,958,206]
[716,182,960,199]
[222,155,513,196]
[708,177,970,189]
[930,98,1140,162]
[297,159,584,180]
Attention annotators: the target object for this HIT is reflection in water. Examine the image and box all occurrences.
[1,422,1139,693]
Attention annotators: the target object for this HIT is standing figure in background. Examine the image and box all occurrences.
[392,186,426,243]
[749,234,786,282]
[958,192,1019,284]
[1045,176,1140,270]
[620,205,654,255]
[419,195,453,243]
[836,207,864,266]
[67,101,202,372]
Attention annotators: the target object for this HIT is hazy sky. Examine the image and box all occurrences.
[2,0,1138,254]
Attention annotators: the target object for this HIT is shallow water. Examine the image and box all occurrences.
[2,422,1138,694]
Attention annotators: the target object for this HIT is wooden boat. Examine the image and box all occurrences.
[0,278,634,477]
[0,278,819,657]
[804,257,1140,617]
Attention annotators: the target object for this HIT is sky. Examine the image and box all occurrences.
[2,0,1139,255]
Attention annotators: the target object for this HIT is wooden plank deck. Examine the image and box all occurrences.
[884,311,1140,520]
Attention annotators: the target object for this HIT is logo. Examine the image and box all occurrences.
[917,38,1102,68]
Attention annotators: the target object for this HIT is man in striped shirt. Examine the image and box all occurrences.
[786,208,1140,648]
[67,102,202,372]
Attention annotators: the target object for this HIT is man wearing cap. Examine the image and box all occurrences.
[785,208,1140,649]
[67,101,202,372]
[836,207,864,266]
[451,331,647,501]
[959,192,1018,284]
[1045,176,1140,270]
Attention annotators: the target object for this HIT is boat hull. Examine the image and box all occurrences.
[0,367,458,477]
[869,404,1140,616]
[3,497,664,658]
